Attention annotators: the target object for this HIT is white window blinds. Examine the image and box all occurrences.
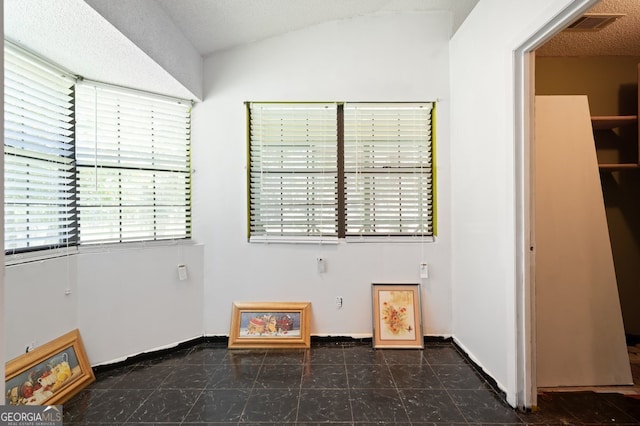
[4,42,77,252]
[248,102,435,241]
[344,103,433,237]
[249,103,338,239]
[75,82,192,244]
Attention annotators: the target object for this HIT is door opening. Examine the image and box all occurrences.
[513,0,601,410]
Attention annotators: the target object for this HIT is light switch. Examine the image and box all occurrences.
[317,258,326,273]
[178,264,188,281]
[420,263,429,279]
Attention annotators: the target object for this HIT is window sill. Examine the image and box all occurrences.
[345,236,435,243]
[77,239,196,254]
[5,246,79,266]
[249,236,340,245]
[248,235,435,244]
[5,239,196,266]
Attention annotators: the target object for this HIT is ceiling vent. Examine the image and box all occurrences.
[565,13,625,31]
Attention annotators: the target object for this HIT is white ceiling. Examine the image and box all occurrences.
[537,0,640,56]
[154,0,480,56]
[5,0,199,100]
[8,0,638,101]
[4,0,479,100]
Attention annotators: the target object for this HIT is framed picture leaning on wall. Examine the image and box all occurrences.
[5,329,95,405]
[372,283,423,349]
[228,302,311,349]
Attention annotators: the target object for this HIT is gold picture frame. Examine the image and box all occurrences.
[229,302,311,349]
[372,283,423,349]
[5,329,95,406]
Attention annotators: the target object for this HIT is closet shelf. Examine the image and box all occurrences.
[598,163,640,171]
[591,64,640,171]
[591,115,638,130]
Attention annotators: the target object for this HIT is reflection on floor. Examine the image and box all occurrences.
[62,340,640,424]
[631,344,640,391]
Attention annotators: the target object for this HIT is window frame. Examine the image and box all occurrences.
[247,102,340,243]
[4,41,194,257]
[343,102,435,238]
[74,81,193,245]
[247,101,436,243]
[4,41,78,254]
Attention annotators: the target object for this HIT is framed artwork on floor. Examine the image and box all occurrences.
[372,283,423,349]
[228,302,311,349]
[5,329,95,405]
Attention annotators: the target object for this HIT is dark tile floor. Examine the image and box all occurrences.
[62,340,640,425]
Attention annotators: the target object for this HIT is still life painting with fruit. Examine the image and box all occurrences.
[5,347,80,405]
[239,312,300,337]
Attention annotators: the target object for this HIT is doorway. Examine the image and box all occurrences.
[516,0,639,409]
[514,0,588,409]
[534,0,640,394]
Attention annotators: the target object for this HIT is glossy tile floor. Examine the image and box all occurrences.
[63,340,640,425]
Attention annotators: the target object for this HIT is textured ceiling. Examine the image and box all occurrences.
[4,0,198,100]
[537,0,640,56]
[6,0,636,100]
[154,0,479,56]
[4,0,479,100]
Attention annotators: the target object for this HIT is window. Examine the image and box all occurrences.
[4,41,193,253]
[344,103,433,237]
[75,83,192,244]
[248,102,434,241]
[248,103,338,239]
[4,42,77,253]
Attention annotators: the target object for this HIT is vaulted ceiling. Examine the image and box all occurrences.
[6,0,638,101]
[4,0,479,100]
[153,0,479,56]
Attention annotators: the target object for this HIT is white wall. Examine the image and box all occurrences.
[77,244,204,365]
[449,0,577,405]
[5,244,204,366]
[5,255,79,360]
[192,12,453,338]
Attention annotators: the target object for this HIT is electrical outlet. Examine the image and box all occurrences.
[336,296,343,308]
[26,341,35,353]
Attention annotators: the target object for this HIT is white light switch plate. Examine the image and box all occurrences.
[420,263,429,279]
[178,264,188,281]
